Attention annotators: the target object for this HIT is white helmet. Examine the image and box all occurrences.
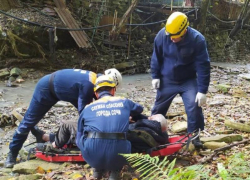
[104,68,122,87]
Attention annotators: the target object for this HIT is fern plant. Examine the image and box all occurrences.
[121,152,250,180]
[223,153,250,179]
[121,153,212,180]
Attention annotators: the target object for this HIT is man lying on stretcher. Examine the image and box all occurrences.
[32,114,169,153]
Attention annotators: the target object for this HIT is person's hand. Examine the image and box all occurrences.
[195,92,207,107]
[129,116,135,123]
[152,79,160,89]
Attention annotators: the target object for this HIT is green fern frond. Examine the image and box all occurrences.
[121,153,176,179]
[121,153,213,180]
[166,158,176,177]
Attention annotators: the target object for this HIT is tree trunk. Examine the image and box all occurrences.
[197,0,210,34]
[110,0,139,41]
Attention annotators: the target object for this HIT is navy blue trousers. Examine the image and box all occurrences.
[9,75,77,153]
[79,137,130,171]
[151,78,204,132]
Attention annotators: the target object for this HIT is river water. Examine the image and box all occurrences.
[0,73,152,108]
[0,62,246,108]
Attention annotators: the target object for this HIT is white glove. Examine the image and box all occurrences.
[152,79,160,89]
[195,92,207,107]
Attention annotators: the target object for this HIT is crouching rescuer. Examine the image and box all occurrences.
[76,75,144,180]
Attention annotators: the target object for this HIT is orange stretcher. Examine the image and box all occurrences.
[35,133,195,162]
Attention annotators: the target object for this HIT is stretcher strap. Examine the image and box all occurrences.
[147,133,192,153]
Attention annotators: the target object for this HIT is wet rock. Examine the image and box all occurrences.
[238,73,250,80]
[172,121,187,133]
[0,68,9,79]
[10,68,22,77]
[12,159,62,174]
[200,134,243,143]
[54,101,73,107]
[166,110,185,118]
[209,100,225,106]
[203,141,228,150]
[8,76,16,82]
[172,96,183,104]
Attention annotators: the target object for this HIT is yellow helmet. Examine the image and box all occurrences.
[94,75,116,92]
[165,12,189,39]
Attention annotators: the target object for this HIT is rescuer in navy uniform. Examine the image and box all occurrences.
[77,75,144,180]
[5,68,122,168]
[151,12,210,147]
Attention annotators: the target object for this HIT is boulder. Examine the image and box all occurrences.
[238,73,250,80]
[0,68,9,79]
[204,141,228,150]
[12,159,61,174]
[172,121,187,133]
[54,101,73,107]
[10,68,22,77]
[200,134,243,143]
[225,120,250,132]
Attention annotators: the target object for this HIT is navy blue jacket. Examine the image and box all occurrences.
[53,69,96,113]
[76,92,143,147]
[151,27,210,93]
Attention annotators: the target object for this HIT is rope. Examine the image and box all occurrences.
[207,10,236,23]
[0,9,196,31]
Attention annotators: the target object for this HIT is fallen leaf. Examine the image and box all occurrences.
[36,166,45,174]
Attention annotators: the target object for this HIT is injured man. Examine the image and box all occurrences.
[32,114,169,153]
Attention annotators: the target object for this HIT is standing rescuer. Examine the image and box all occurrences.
[77,75,143,180]
[5,68,122,168]
[150,12,210,147]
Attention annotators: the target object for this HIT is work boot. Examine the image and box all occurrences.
[4,151,18,168]
[192,136,203,149]
[109,170,121,180]
[31,126,45,143]
[93,168,105,180]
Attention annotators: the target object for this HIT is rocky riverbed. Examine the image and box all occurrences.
[0,62,250,179]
